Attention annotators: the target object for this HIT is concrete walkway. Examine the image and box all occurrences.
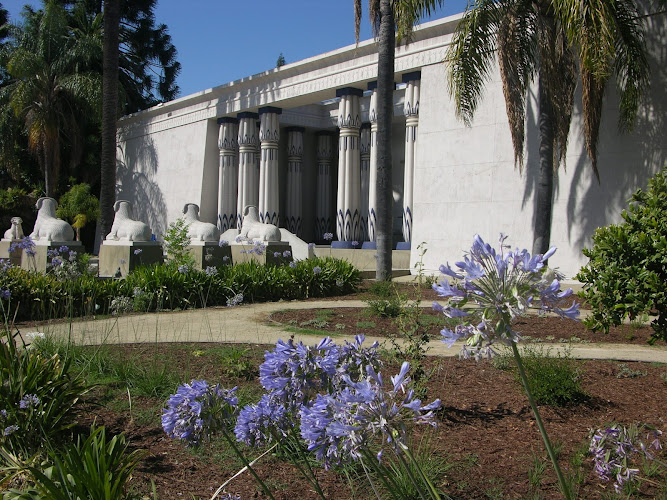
[36,299,667,364]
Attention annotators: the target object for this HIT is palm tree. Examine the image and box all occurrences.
[2,1,101,196]
[355,0,444,281]
[448,0,650,255]
[99,0,119,241]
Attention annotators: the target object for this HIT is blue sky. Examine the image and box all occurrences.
[2,0,468,98]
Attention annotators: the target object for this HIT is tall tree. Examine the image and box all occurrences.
[99,0,119,240]
[355,0,444,281]
[448,0,650,255]
[2,1,101,196]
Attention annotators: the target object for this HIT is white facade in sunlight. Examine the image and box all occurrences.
[116,13,666,278]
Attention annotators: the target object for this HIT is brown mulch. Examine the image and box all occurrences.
[269,307,657,346]
[69,340,667,500]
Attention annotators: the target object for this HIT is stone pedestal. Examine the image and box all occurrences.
[98,241,163,277]
[187,242,232,270]
[0,240,22,267]
[21,241,84,273]
[231,241,292,266]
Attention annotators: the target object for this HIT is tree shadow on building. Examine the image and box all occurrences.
[115,128,167,239]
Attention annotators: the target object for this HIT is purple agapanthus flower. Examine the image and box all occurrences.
[299,361,440,468]
[323,232,333,241]
[313,266,322,275]
[205,266,217,276]
[4,425,18,436]
[219,240,229,247]
[433,234,579,359]
[289,261,297,269]
[0,289,10,301]
[283,250,291,258]
[134,248,143,255]
[162,380,237,446]
[19,394,40,409]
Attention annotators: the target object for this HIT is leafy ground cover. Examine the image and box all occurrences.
[64,342,666,499]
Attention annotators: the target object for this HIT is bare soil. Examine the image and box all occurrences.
[75,340,666,500]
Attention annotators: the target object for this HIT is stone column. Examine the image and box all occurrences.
[367,82,378,242]
[402,72,420,244]
[285,126,304,236]
[236,112,259,228]
[258,106,282,226]
[359,123,371,242]
[217,117,239,232]
[336,87,362,242]
[315,131,335,240]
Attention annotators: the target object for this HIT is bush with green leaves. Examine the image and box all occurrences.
[3,425,144,500]
[511,346,587,407]
[0,328,89,456]
[577,168,667,344]
[56,183,99,241]
[162,218,194,266]
[0,256,361,322]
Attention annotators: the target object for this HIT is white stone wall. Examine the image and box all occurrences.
[116,118,210,238]
[412,15,666,279]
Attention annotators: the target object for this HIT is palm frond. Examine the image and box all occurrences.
[355,0,363,43]
[612,0,650,133]
[447,0,502,126]
[581,67,604,181]
[497,0,537,168]
[394,0,445,44]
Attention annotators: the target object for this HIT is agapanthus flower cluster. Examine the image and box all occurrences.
[9,236,35,256]
[178,264,190,274]
[219,239,229,247]
[433,234,579,360]
[0,259,11,272]
[589,424,663,493]
[0,289,10,301]
[18,394,40,410]
[226,293,244,307]
[109,296,133,316]
[205,266,218,276]
[162,380,238,446]
[235,336,381,448]
[323,232,334,241]
[313,266,322,275]
[299,361,441,469]
[46,245,83,279]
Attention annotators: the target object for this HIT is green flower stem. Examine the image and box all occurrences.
[395,449,429,500]
[511,341,571,500]
[280,430,327,500]
[401,444,443,500]
[360,448,403,500]
[219,429,276,500]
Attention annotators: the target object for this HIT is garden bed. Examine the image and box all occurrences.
[269,308,658,346]
[69,341,667,499]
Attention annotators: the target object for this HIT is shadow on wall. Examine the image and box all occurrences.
[521,8,666,255]
[115,128,168,238]
[566,8,666,252]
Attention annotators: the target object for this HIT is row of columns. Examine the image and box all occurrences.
[214,73,420,244]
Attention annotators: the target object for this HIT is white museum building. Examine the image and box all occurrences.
[115,12,666,279]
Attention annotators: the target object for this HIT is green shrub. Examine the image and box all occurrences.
[162,218,194,266]
[0,256,361,322]
[0,329,89,456]
[4,425,144,500]
[366,296,405,318]
[56,184,99,241]
[577,168,667,344]
[515,346,587,407]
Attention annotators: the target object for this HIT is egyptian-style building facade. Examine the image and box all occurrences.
[116,13,666,278]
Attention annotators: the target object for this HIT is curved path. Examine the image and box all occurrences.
[39,299,667,363]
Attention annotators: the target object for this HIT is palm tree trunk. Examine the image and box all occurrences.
[99,0,120,244]
[532,71,554,256]
[375,0,395,281]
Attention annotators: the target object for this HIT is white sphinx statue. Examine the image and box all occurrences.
[3,217,25,241]
[30,197,74,242]
[182,203,219,242]
[106,200,151,242]
[240,205,281,242]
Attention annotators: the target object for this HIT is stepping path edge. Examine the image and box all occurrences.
[32,299,667,364]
